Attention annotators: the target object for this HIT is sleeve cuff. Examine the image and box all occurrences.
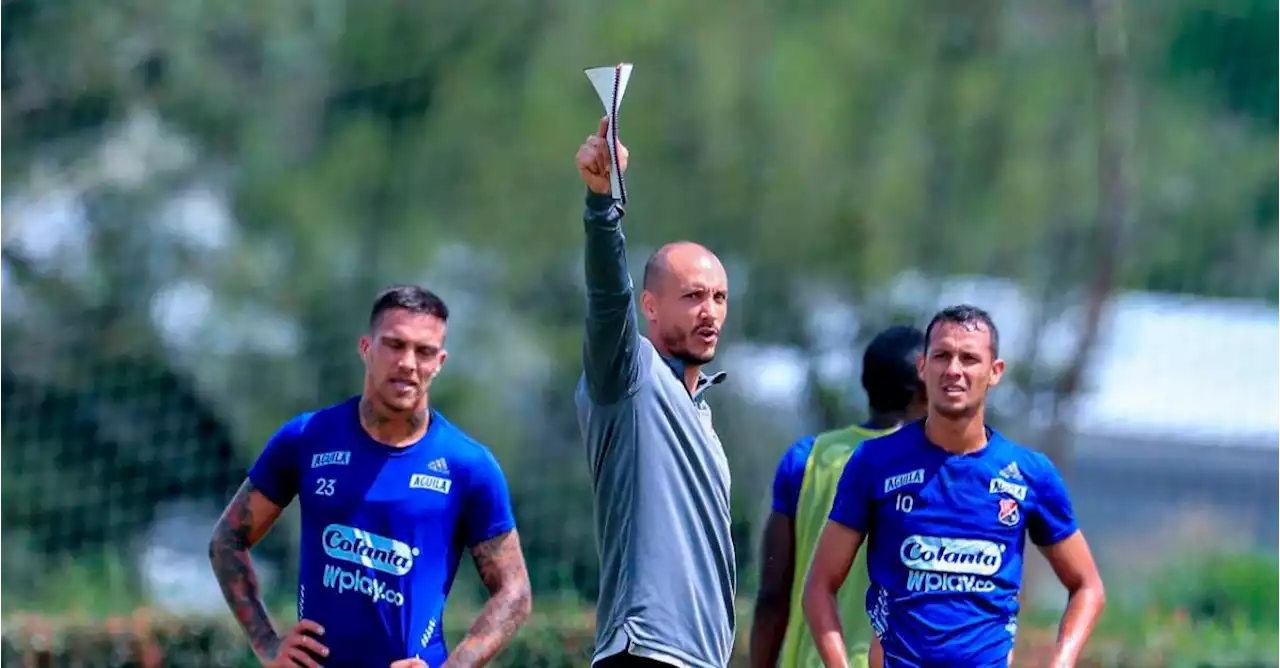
[828,513,868,534]
[248,472,292,508]
[1033,525,1079,547]
[469,520,517,548]
[584,189,621,220]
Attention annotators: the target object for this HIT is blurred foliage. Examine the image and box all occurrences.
[8,552,1274,666]
[1149,552,1279,629]
[1,0,1276,659]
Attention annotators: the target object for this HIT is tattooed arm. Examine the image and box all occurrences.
[442,529,532,668]
[209,479,289,661]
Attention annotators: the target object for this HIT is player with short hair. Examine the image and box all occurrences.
[803,305,1106,667]
[750,325,928,668]
[209,285,532,668]
[574,118,736,668]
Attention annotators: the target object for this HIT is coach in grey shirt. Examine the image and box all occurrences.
[573,117,736,668]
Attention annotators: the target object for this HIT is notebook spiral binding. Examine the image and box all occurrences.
[611,64,627,205]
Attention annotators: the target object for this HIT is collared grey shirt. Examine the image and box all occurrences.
[575,190,737,668]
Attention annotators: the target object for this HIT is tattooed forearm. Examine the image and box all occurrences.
[209,480,283,659]
[443,530,532,668]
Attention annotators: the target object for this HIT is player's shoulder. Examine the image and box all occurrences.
[814,421,900,451]
[851,419,924,460]
[429,411,504,471]
[276,397,357,444]
[780,433,817,464]
[988,431,1062,482]
[772,433,815,479]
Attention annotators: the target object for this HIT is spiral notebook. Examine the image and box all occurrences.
[584,63,633,204]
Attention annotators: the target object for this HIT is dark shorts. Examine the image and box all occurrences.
[594,653,674,668]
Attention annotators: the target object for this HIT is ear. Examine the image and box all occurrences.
[988,358,1006,387]
[359,335,372,363]
[434,350,448,376]
[916,352,926,381]
[640,289,659,322]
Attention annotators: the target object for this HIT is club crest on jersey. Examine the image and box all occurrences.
[883,468,925,494]
[998,498,1020,527]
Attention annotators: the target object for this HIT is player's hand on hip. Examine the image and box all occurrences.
[263,619,328,668]
[389,659,428,668]
[576,116,629,195]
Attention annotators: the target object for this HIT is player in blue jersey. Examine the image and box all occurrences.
[802,305,1106,667]
[209,285,532,668]
[750,325,928,668]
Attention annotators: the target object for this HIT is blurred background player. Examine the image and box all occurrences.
[574,118,737,668]
[803,305,1106,667]
[209,285,532,668]
[750,325,927,668]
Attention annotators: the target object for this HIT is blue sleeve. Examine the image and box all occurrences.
[1028,454,1079,547]
[463,449,517,547]
[828,443,875,533]
[581,189,642,405]
[771,435,815,517]
[247,415,307,508]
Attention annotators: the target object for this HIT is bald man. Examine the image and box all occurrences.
[574,117,736,668]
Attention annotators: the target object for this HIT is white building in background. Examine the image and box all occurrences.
[729,274,1280,605]
[729,273,1280,448]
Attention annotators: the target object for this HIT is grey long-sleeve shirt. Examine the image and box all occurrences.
[574,190,736,668]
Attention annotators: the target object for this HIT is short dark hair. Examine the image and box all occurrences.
[369,284,450,330]
[862,325,926,414]
[924,304,999,358]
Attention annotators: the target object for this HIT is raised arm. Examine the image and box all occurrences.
[576,117,640,405]
[444,530,533,668]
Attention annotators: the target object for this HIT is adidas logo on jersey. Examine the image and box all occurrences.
[428,458,449,474]
[998,462,1022,481]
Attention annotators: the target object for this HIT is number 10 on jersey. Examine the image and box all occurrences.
[894,494,914,513]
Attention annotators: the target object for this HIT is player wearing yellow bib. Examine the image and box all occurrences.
[750,326,927,668]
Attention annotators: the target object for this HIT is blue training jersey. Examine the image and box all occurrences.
[828,420,1077,667]
[771,435,816,519]
[248,397,516,667]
